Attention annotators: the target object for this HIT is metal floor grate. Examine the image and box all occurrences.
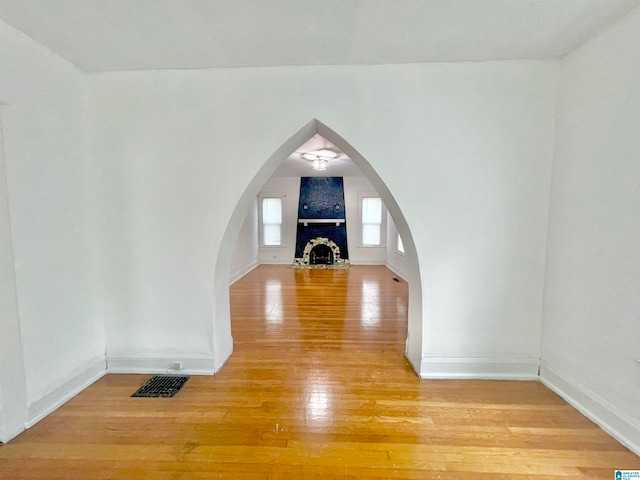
[132,375,190,398]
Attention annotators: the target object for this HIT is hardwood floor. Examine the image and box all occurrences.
[0,265,637,479]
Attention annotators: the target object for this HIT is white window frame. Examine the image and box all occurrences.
[357,192,386,248]
[258,192,287,248]
[396,233,405,255]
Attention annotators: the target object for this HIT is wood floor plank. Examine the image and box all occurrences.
[0,265,637,479]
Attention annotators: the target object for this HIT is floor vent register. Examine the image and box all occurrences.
[131,375,190,398]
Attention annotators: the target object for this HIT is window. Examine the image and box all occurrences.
[397,233,405,254]
[259,195,284,246]
[358,194,385,247]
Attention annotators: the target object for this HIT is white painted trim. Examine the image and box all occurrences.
[349,260,386,266]
[258,192,287,248]
[298,218,345,226]
[106,353,217,375]
[214,337,234,374]
[539,362,640,456]
[419,356,540,380]
[229,259,258,285]
[257,258,290,265]
[26,357,106,428]
[357,192,387,248]
[405,352,421,376]
[0,424,24,444]
[385,260,408,282]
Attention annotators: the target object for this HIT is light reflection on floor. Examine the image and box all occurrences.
[306,386,332,423]
[360,279,381,327]
[264,278,283,325]
[304,366,333,424]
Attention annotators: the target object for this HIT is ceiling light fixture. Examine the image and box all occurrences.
[302,149,337,171]
[310,157,328,171]
[302,149,338,160]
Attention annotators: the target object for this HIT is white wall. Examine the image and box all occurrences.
[386,213,409,281]
[230,197,258,284]
[541,6,640,453]
[87,60,558,378]
[0,20,105,439]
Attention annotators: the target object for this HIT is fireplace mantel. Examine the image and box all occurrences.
[298,219,346,227]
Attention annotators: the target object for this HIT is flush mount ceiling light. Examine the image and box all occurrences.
[302,149,338,160]
[310,157,328,171]
[302,149,338,171]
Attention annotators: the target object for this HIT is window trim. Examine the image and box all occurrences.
[258,192,287,248]
[357,192,386,248]
[396,233,405,255]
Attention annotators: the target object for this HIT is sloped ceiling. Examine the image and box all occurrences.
[0,0,639,72]
[277,134,364,178]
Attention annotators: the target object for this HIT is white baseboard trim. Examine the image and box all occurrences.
[214,338,234,374]
[349,260,386,266]
[385,261,408,282]
[0,425,25,444]
[229,260,259,285]
[539,362,640,456]
[26,357,106,429]
[405,352,421,376]
[419,356,540,380]
[257,258,290,265]
[106,353,216,375]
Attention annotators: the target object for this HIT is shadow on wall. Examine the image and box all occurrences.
[212,119,423,373]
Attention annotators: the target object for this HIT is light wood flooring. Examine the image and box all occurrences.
[0,265,637,479]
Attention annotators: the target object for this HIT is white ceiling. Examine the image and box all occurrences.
[274,134,364,178]
[0,0,639,72]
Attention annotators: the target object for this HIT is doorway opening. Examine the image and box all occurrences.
[213,119,423,374]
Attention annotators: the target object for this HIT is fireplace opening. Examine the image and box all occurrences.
[310,244,334,265]
[294,236,348,269]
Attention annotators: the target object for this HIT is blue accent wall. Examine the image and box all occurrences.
[295,177,349,259]
[298,177,346,219]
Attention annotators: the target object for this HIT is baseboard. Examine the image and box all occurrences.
[229,259,258,285]
[385,261,408,282]
[214,337,234,374]
[106,353,216,375]
[539,362,640,456]
[348,259,386,266]
[419,356,540,380]
[0,424,26,444]
[26,357,106,428]
[405,351,421,376]
[257,258,290,265]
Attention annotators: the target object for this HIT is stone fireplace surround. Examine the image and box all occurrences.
[293,237,350,269]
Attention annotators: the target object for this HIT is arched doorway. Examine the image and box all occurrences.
[212,119,423,374]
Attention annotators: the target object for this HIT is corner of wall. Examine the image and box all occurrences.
[539,6,640,458]
[385,257,408,282]
[26,357,106,429]
[540,362,640,456]
[229,260,259,285]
